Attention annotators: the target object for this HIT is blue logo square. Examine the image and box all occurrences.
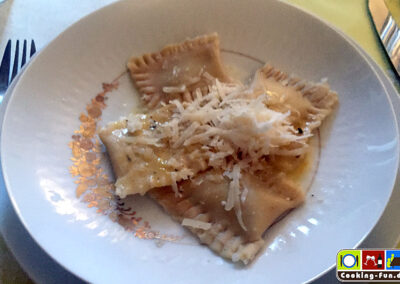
[386,250,400,270]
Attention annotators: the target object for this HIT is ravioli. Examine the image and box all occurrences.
[149,170,304,264]
[99,120,176,197]
[250,64,338,171]
[128,33,231,108]
[99,110,208,197]
[252,65,338,132]
[99,34,338,264]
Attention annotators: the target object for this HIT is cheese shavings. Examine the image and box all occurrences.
[224,164,247,231]
[182,218,212,230]
[126,80,312,229]
[159,80,311,166]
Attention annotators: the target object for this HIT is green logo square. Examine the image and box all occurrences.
[337,250,361,270]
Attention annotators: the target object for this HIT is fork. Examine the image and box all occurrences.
[0,40,36,103]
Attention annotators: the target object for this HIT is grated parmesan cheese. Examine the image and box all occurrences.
[162,85,187,93]
[224,165,247,231]
[126,80,312,230]
[182,218,212,230]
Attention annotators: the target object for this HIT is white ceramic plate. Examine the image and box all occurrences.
[1,0,399,283]
[1,30,400,284]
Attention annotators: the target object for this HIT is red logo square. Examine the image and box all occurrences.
[362,250,385,270]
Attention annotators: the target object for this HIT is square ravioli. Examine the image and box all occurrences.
[128,33,231,108]
[100,33,338,264]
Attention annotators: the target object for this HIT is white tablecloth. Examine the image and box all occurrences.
[0,0,116,54]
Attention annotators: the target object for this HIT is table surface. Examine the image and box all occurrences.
[0,0,399,283]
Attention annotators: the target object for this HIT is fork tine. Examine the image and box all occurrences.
[21,39,27,67]
[0,40,11,90]
[30,40,36,57]
[11,40,19,82]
